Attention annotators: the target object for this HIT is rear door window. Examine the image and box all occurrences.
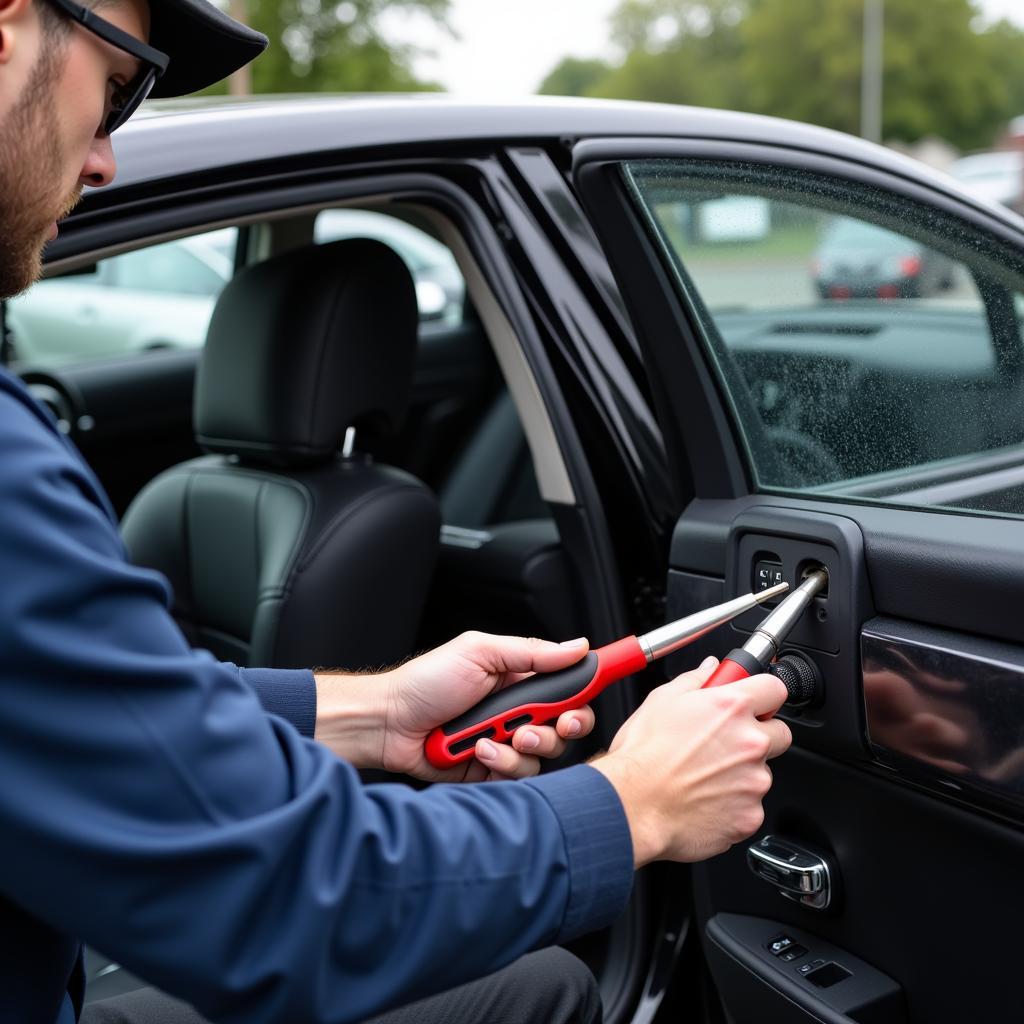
[623,160,1024,515]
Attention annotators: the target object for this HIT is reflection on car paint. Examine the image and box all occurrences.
[862,622,1024,817]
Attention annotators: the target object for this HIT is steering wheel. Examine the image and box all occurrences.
[765,426,845,488]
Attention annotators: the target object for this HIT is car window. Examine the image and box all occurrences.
[313,209,465,326]
[108,240,229,296]
[5,228,237,369]
[623,160,1024,516]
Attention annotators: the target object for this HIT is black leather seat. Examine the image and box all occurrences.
[121,238,440,670]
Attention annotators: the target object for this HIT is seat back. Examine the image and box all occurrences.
[122,238,439,670]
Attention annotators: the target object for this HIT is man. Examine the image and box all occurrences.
[0,0,793,1020]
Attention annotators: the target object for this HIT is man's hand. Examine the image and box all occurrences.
[315,631,596,782]
[592,657,792,867]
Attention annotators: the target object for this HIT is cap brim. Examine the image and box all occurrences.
[148,0,268,97]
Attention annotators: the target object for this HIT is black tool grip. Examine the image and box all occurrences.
[440,653,600,736]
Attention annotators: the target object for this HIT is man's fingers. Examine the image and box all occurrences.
[475,737,541,779]
[458,631,590,676]
[511,726,567,760]
[556,706,595,741]
[758,717,793,760]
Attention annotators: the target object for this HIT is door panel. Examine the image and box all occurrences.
[666,495,1024,1021]
[574,140,1024,1021]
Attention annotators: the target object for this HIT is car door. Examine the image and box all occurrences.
[574,137,1024,1022]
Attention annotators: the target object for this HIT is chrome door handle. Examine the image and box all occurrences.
[746,835,833,911]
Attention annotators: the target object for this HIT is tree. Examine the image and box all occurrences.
[204,0,452,95]
[596,2,746,109]
[538,2,749,109]
[741,0,1018,150]
[538,58,612,97]
[984,18,1024,131]
[537,0,1024,151]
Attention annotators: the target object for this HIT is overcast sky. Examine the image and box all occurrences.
[384,0,1024,100]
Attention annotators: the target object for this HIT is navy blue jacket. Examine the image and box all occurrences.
[0,370,633,1023]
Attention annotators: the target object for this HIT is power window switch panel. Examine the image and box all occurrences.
[754,561,784,593]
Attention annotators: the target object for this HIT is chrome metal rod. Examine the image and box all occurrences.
[745,569,828,661]
[638,581,790,662]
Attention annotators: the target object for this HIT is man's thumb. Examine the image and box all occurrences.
[672,655,719,691]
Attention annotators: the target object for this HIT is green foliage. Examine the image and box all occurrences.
[538,58,612,98]
[742,0,1012,150]
[205,0,451,94]
[538,0,1024,150]
[985,19,1024,131]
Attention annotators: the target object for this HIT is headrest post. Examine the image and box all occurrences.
[342,426,356,459]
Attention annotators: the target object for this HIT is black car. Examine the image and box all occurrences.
[13,94,1024,1023]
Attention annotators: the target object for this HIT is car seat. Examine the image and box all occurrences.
[121,238,440,670]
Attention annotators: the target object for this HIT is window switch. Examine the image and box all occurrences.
[779,944,808,962]
[754,561,784,595]
[767,935,794,956]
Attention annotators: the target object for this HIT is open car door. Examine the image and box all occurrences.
[575,135,1024,1022]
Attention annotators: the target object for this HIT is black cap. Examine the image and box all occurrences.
[147,0,268,98]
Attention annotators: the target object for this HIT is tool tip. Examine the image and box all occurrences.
[756,581,790,602]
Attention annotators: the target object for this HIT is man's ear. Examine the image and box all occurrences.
[0,0,36,65]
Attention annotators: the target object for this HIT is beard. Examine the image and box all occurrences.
[0,47,82,299]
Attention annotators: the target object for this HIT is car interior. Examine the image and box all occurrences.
[15,200,570,656]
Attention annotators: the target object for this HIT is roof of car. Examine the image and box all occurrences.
[106,93,974,202]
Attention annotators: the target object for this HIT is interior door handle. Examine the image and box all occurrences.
[746,835,834,911]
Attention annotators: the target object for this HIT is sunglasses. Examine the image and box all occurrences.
[46,0,169,134]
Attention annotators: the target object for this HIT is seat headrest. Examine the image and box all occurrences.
[195,238,418,467]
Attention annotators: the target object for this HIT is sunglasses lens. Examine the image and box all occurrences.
[105,67,157,135]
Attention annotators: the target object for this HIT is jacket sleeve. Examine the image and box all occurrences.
[238,667,317,738]
[0,388,634,1024]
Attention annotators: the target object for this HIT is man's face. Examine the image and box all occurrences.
[0,0,149,298]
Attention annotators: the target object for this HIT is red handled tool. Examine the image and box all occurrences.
[425,581,790,770]
[703,569,829,689]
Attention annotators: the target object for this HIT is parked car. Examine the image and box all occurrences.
[810,216,956,298]
[13,94,1024,1023]
[949,149,1024,213]
[6,230,233,365]
[6,211,463,366]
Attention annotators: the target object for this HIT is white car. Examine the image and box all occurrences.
[948,150,1024,212]
[6,229,234,367]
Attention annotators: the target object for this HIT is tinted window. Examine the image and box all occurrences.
[625,160,1024,516]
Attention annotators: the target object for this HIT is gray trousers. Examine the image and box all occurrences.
[81,947,601,1024]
